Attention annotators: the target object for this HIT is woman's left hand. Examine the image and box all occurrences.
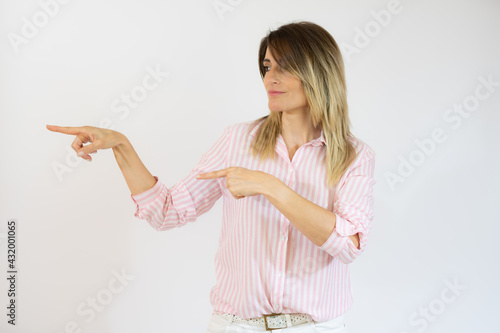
[196,167,275,199]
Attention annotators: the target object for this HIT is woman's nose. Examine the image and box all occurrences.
[264,68,280,84]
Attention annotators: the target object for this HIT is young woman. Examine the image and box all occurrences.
[47,21,375,333]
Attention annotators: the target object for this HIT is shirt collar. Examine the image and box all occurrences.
[249,122,261,138]
[249,121,326,147]
[311,130,326,146]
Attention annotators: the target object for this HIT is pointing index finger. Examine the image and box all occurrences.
[46,125,85,135]
[196,168,229,179]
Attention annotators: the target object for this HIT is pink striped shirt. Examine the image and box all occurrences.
[130,119,376,322]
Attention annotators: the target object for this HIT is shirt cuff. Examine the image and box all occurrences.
[169,180,198,224]
[130,176,162,219]
[319,213,364,259]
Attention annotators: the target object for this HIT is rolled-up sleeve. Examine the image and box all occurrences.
[130,125,232,231]
[319,147,376,264]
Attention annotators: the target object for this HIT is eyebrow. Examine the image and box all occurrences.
[262,59,271,63]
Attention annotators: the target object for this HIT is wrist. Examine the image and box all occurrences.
[111,132,130,152]
[113,131,128,147]
[111,133,133,164]
[261,174,284,198]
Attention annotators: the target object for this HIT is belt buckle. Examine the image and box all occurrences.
[263,313,286,331]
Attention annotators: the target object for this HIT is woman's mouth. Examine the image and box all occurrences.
[268,90,285,96]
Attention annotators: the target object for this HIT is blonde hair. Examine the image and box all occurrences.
[250,21,358,188]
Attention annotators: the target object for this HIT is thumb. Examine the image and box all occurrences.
[77,144,99,157]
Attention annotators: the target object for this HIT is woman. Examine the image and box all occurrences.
[47,21,375,332]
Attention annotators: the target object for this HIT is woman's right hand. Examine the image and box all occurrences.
[46,125,124,162]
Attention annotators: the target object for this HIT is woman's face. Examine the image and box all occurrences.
[262,48,308,115]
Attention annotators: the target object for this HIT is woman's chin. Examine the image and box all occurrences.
[267,104,283,112]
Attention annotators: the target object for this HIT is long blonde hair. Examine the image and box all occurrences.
[250,21,358,188]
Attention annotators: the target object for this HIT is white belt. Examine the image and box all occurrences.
[214,311,314,331]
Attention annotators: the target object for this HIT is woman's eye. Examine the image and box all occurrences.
[263,66,270,72]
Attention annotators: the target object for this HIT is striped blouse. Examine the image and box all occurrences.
[130,119,376,322]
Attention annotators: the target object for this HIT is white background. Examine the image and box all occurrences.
[0,0,499,332]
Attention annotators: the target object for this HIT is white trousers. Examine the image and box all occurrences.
[206,313,348,333]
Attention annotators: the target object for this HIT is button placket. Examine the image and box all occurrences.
[272,163,294,310]
[288,166,295,188]
[273,220,288,312]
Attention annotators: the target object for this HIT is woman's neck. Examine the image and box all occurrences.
[280,110,322,147]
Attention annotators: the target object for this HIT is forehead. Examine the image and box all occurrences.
[263,48,276,62]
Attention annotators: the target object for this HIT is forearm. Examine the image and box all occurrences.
[261,177,359,248]
[112,134,157,196]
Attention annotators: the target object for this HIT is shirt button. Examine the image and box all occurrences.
[289,168,294,173]
[277,272,283,277]
[281,236,286,241]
